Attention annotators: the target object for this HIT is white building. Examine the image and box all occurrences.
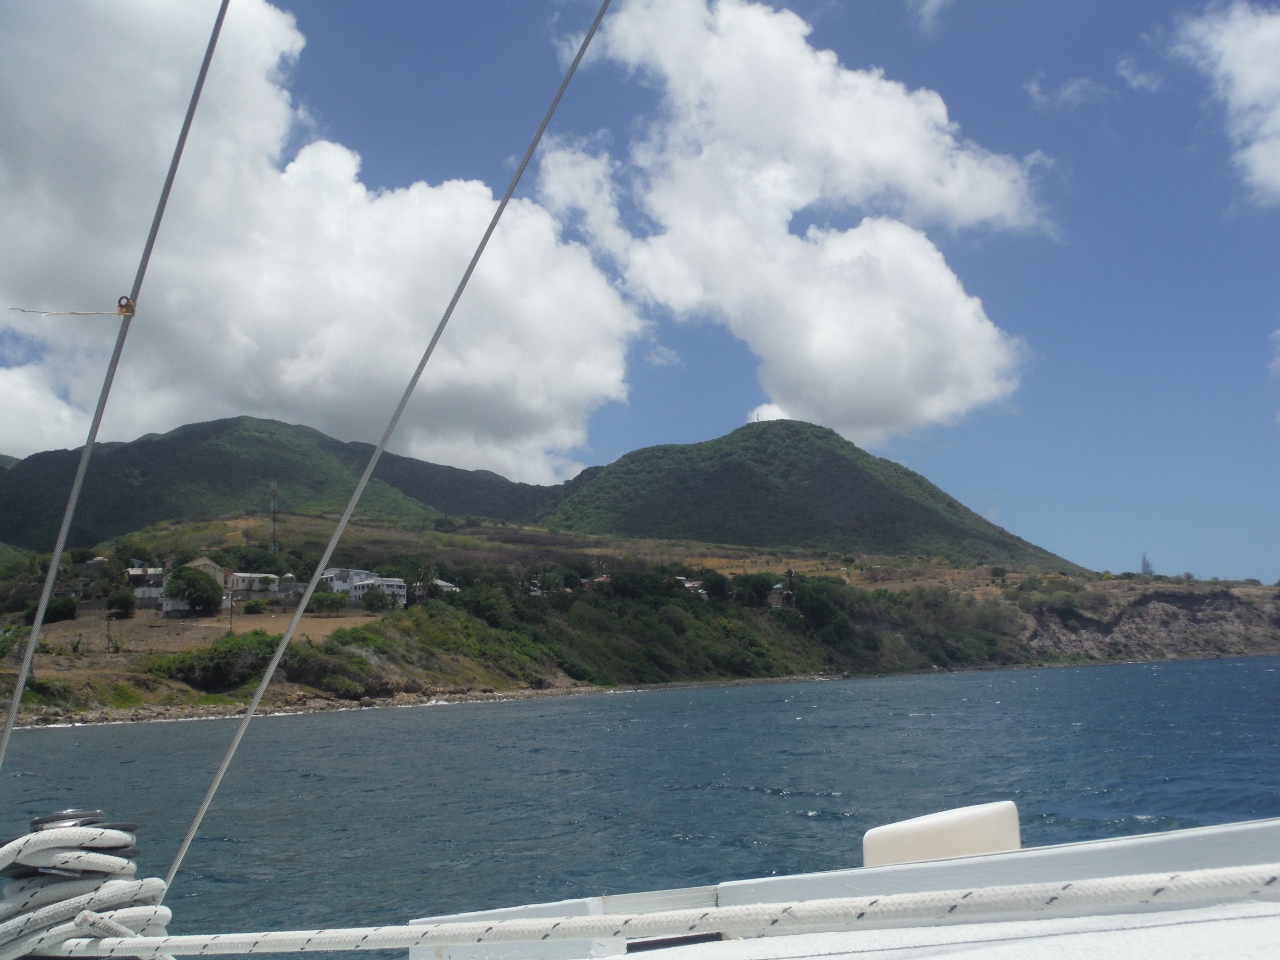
[319,568,375,594]
[349,577,406,607]
[412,578,459,603]
[320,568,406,607]
[125,567,165,587]
[227,572,279,594]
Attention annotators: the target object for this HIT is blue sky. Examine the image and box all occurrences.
[1,1,1279,580]
[273,1,1280,579]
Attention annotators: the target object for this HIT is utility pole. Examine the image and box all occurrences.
[269,470,280,554]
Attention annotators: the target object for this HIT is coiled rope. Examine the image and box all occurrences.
[34,860,1280,957]
[0,812,169,960]
[0,0,233,779]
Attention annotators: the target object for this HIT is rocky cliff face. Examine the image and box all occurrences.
[1022,585,1280,662]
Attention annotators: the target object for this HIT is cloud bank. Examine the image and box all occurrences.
[0,0,1036,480]
[0,1,640,482]
[544,0,1035,444]
[1179,1,1280,206]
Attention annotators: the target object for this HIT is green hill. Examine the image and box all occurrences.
[0,541,29,567]
[0,417,1077,569]
[0,455,17,471]
[541,421,1070,568]
[366,451,560,523]
[0,418,436,550]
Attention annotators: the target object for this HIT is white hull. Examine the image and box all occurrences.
[409,815,1280,960]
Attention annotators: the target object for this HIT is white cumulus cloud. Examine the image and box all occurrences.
[0,0,1042,480]
[1115,56,1163,93]
[1025,74,1112,111]
[906,0,954,34]
[542,0,1033,444]
[0,1,642,482]
[1178,1,1280,206]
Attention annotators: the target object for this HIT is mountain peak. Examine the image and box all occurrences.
[0,416,1077,570]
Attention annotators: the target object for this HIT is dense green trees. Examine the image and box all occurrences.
[306,590,346,616]
[144,557,1120,702]
[23,596,76,625]
[151,563,1047,700]
[107,589,135,619]
[165,567,223,616]
[361,587,391,612]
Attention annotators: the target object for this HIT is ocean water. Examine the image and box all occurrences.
[4,657,1280,938]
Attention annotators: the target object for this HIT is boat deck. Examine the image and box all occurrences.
[641,901,1280,959]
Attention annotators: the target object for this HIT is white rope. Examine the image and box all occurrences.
[0,823,169,960]
[37,860,1280,958]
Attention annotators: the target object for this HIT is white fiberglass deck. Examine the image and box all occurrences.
[624,901,1280,960]
[409,817,1280,960]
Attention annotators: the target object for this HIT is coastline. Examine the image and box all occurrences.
[12,683,610,729]
[15,650,1280,730]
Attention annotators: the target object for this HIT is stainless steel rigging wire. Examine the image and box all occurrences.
[0,0,234,778]
[161,0,614,896]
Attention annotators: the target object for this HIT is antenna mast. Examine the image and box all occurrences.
[269,471,280,554]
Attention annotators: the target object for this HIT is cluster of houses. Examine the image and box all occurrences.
[317,567,408,607]
[675,576,707,599]
[571,574,712,600]
[126,557,299,615]
[131,559,456,616]
[121,554,771,617]
[122,558,769,616]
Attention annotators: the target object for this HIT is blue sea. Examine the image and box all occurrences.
[4,657,1280,938]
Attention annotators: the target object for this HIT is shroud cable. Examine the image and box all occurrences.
[0,0,233,779]
[162,0,614,896]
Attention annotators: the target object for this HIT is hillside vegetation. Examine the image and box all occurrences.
[6,563,1037,716]
[142,574,1024,697]
[542,421,1070,568]
[3,506,1276,720]
[9,553,1280,721]
[0,417,1076,569]
[0,419,437,550]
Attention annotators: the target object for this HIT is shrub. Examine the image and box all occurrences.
[362,587,391,613]
[307,590,347,616]
[107,589,135,619]
[458,585,514,628]
[23,596,76,625]
[700,570,729,600]
[150,631,276,692]
[243,599,266,615]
